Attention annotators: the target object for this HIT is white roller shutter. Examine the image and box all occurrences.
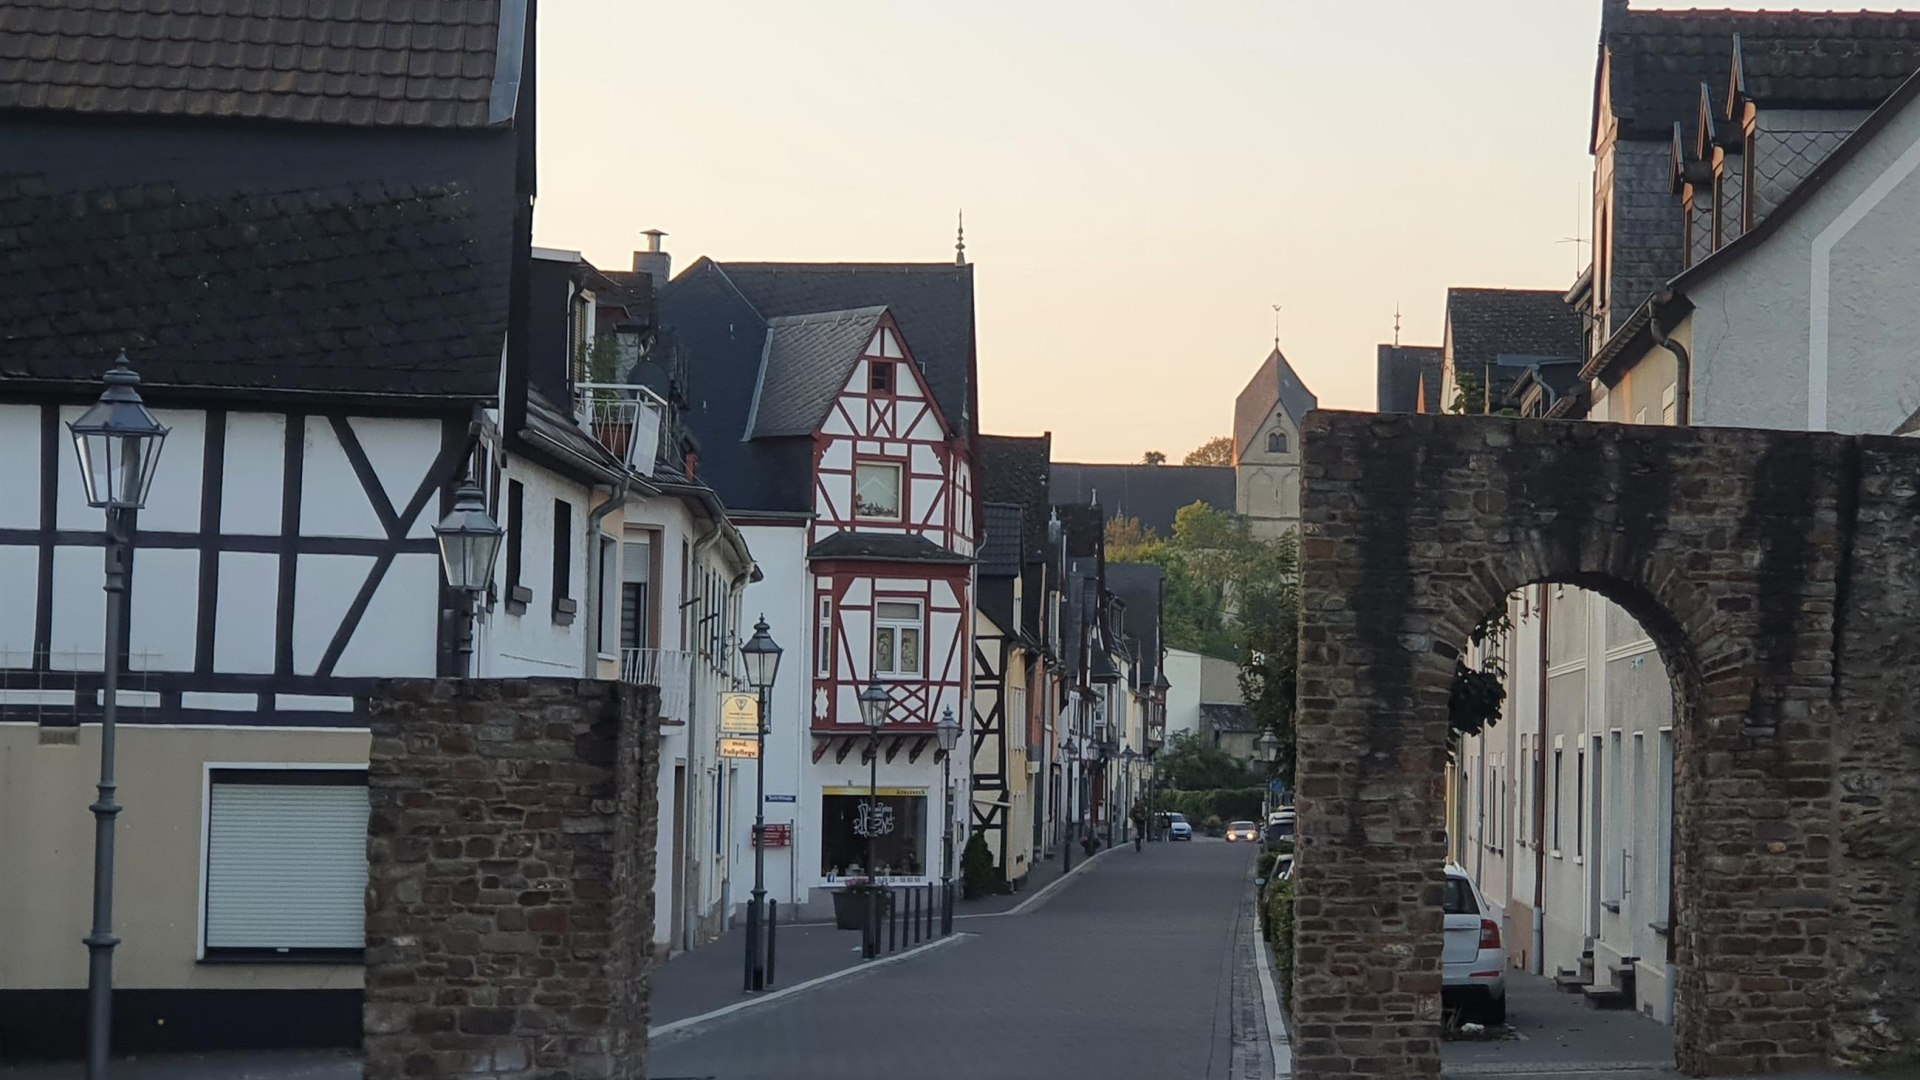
[205,778,368,952]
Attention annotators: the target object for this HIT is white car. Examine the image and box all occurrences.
[1165,812,1193,841]
[1442,864,1507,1024]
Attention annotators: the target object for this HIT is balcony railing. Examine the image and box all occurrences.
[575,382,667,477]
[621,647,693,723]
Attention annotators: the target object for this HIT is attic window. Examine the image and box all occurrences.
[1267,430,1288,454]
[870,360,895,395]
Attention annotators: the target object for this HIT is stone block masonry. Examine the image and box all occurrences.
[1294,411,1920,1079]
[361,678,661,1080]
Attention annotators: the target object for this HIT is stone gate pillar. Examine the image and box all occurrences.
[362,678,660,1080]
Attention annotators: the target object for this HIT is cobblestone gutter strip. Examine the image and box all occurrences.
[1230,876,1280,1080]
[1252,891,1294,1079]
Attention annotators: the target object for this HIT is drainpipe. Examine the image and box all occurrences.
[584,480,630,675]
[1648,293,1691,425]
[1534,585,1550,976]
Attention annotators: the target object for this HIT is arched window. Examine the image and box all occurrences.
[1267,430,1288,454]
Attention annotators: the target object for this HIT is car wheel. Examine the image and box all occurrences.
[1480,993,1506,1026]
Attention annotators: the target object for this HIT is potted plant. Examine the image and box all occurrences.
[830,868,893,931]
[581,333,634,460]
[960,832,996,900]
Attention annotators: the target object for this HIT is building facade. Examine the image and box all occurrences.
[1231,348,1317,540]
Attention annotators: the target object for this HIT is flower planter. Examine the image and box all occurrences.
[831,884,890,930]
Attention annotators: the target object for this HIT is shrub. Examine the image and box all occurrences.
[960,831,996,898]
[1256,851,1278,880]
[1263,878,1295,1004]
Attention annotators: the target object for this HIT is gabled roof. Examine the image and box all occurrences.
[705,260,976,438]
[746,307,888,438]
[0,174,507,398]
[979,503,1025,577]
[1375,344,1444,414]
[0,0,527,129]
[1232,347,1318,459]
[1047,463,1233,537]
[1445,288,1582,403]
[978,433,1053,565]
[1597,4,1920,145]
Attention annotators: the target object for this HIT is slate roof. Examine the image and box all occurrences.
[1445,288,1582,410]
[807,531,972,566]
[1233,348,1318,460]
[0,0,521,129]
[978,433,1052,563]
[1376,344,1444,414]
[711,261,975,438]
[0,174,506,397]
[747,307,887,438]
[1599,5,1920,142]
[980,503,1025,577]
[658,258,978,514]
[1047,463,1233,537]
[1105,561,1165,683]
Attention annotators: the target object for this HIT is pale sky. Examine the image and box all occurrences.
[532,1,1914,463]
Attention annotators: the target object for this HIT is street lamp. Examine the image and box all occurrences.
[431,475,504,675]
[739,616,781,992]
[68,353,170,1080]
[1062,736,1080,873]
[1090,737,1111,848]
[857,682,890,958]
[935,706,961,935]
[1121,746,1139,844]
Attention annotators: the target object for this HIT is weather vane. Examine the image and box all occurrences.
[1272,303,1282,350]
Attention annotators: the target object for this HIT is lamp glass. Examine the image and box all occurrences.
[741,615,783,691]
[433,479,505,593]
[859,682,890,729]
[69,357,170,510]
[935,706,961,752]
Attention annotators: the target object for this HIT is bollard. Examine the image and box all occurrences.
[863,889,877,960]
[924,881,933,939]
[888,887,898,953]
[911,887,920,944]
[756,895,771,991]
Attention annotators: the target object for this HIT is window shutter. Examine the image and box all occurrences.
[205,779,368,951]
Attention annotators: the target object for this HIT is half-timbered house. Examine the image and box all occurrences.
[0,0,719,1056]
[657,259,980,917]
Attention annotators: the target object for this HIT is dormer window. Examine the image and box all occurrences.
[1267,430,1288,454]
[870,360,895,395]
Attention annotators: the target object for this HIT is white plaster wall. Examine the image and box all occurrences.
[476,460,594,678]
[737,523,810,908]
[0,404,40,532]
[1162,648,1204,741]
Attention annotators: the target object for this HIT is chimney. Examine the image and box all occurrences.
[633,229,671,289]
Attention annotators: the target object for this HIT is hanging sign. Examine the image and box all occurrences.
[719,736,759,759]
[756,823,793,848]
[720,693,760,735]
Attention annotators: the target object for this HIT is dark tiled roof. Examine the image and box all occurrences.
[807,531,972,565]
[748,307,886,438]
[978,432,1052,564]
[1105,561,1165,683]
[710,261,975,438]
[1047,464,1233,537]
[1202,702,1252,732]
[1445,288,1582,409]
[0,0,520,129]
[1233,348,1318,459]
[0,174,506,397]
[1375,344,1444,414]
[1601,6,1920,140]
[980,503,1024,577]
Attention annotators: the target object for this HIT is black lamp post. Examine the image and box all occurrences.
[857,682,890,958]
[1091,737,1111,848]
[1256,728,1282,818]
[1121,746,1139,843]
[935,706,961,934]
[68,353,170,1080]
[739,616,782,992]
[1061,736,1080,873]
[431,476,504,676]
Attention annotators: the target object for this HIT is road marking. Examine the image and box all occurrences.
[648,933,970,1041]
[1252,900,1293,1078]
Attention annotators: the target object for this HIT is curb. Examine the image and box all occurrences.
[1252,891,1294,1078]
[647,932,970,1041]
[955,840,1125,921]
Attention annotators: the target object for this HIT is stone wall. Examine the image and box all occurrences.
[1294,411,1920,1078]
[361,678,660,1080]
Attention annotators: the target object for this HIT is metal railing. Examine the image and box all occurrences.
[574,382,667,476]
[620,647,692,722]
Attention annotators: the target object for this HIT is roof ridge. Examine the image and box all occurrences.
[718,261,973,273]
[764,305,890,327]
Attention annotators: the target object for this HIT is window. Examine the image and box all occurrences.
[1575,748,1587,858]
[203,768,367,959]
[505,480,528,613]
[816,595,834,677]
[1442,877,1480,915]
[820,790,928,879]
[1655,729,1674,929]
[552,499,575,624]
[620,538,652,652]
[874,600,923,676]
[1267,430,1288,454]
[855,461,903,519]
[1552,748,1564,853]
[869,360,894,394]
[596,536,618,657]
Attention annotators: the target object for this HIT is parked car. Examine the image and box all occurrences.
[1264,813,1296,851]
[1225,820,1259,842]
[1165,811,1193,841]
[1443,864,1506,1024]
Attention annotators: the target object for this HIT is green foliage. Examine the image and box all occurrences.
[1450,611,1511,746]
[1261,876,1295,1006]
[1256,850,1279,880]
[1183,435,1235,466]
[1151,785,1265,823]
[1141,449,1167,465]
[1153,732,1261,791]
[960,830,996,898]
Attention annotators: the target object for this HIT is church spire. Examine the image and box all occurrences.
[955,210,967,266]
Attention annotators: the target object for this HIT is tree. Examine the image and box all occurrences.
[1154,731,1260,790]
[1183,435,1235,467]
[1103,515,1158,562]
[1141,450,1167,465]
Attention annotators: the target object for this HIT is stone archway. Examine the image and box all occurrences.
[1293,411,1920,1078]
